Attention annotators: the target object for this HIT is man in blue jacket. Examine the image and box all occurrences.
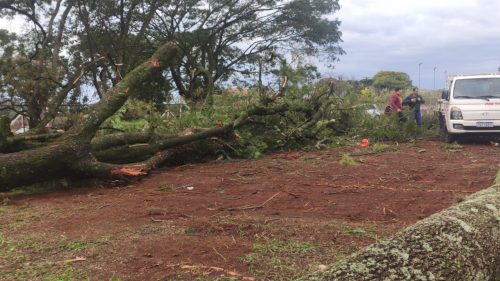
[403,87,425,125]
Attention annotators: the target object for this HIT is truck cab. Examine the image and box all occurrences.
[438,74,500,142]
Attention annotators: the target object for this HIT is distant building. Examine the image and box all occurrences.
[9,114,30,135]
[0,103,29,135]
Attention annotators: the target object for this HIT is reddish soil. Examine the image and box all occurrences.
[1,140,499,280]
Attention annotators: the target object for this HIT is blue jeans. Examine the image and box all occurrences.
[412,110,422,125]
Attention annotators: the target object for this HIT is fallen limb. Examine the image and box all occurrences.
[0,132,64,153]
[90,132,154,151]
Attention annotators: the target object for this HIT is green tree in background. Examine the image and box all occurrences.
[1,0,345,113]
[151,0,344,103]
[372,70,412,90]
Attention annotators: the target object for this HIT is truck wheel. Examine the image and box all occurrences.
[439,117,455,143]
[440,127,456,143]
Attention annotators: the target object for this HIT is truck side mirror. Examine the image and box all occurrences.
[441,90,449,100]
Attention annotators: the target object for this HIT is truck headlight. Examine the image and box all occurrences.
[450,106,463,120]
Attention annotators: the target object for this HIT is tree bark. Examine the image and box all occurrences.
[0,142,79,189]
[0,42,179,190]
[298,171,500,281]
[90,132,154,151]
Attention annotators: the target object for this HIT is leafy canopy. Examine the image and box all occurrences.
[372,71,412,90]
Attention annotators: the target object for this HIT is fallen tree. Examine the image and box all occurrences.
[0,40,332,191]
[298,170,500,281]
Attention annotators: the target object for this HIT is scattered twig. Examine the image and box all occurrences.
[211,246,227,262]
[56,257,87,264]
[226,191,282,211]
[151,217,170,222]
[226,205,263,211]
[235,174,253,181]
[315,183,339,187]
[264,218,281,224]
[178,264,255,280]
[283,190,299,198]
[424,189,476,193]
[237,170,258,177]
[323,190,361,195]
[376,186,477,193]
[150,212,191,222]
[294,171,311,178]
[255,191,282,206]
[382,207,395,215]
[98,204,112,209]
[322,186,476,194]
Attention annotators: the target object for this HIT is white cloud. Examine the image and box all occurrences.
[330,0,500,88]
[0,16,25,33]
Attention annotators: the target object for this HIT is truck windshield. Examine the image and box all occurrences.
[453,78,500,99]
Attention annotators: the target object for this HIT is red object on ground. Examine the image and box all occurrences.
[360,138,369,148]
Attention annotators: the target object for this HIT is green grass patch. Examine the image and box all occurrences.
[43,267,88,281]
[241,238,317,280]
[441,141,462,152]
[370,143,393,153]
[184,227,198,236]
[0,233,114,281]
[157,183,177,192]
[337,224,379,240]
[339,154,358,166]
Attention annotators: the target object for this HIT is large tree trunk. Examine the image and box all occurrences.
[298,171,500,281]
[0,42,179,190]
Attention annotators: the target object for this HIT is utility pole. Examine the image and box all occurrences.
[418,62,422,89]
[433,66,437,89]
[444,70,448,89]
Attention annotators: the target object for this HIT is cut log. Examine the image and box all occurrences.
[297,171,500,281]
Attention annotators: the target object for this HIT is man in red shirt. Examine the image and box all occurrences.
[389,88,406,122]
[390,88,403,112]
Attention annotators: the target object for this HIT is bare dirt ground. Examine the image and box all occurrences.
[1,140,499,281]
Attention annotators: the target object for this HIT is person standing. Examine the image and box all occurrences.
[403,87,425,125]
[389,88,406,122]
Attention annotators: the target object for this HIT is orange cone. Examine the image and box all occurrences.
[360,138,369,148]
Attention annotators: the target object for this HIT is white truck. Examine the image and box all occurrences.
[438,74,500,142]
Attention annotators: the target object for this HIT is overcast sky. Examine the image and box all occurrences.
[328,0,500,89]
[2,1,500,90]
